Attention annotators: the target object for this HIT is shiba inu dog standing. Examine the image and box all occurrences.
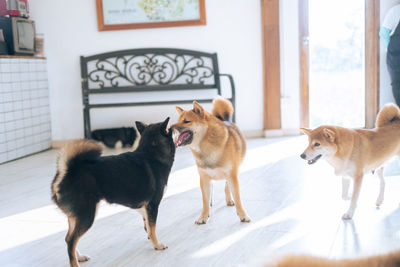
[172,97,250,224]
[300,104,400,219]
[51,118,174,267]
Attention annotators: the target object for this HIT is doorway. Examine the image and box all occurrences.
[299,0,379,129]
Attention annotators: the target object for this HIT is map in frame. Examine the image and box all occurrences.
[97,0,206,30]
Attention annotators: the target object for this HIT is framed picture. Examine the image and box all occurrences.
[96,0,206,31]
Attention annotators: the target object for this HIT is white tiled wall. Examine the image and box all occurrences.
[0,57,51,164]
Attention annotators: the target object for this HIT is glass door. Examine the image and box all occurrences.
[307,0,365,128]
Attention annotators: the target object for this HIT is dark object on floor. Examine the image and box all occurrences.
[51,118,175,266]
[91,127,137,148]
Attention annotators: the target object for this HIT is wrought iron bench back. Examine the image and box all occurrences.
[80,48,235,138]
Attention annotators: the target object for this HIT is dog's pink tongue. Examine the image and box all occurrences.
[175,132,190,146]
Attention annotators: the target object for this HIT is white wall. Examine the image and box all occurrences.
[380,0,400,107]
[29,0,263,140]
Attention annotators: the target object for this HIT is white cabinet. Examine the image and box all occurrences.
[0,56,51,164]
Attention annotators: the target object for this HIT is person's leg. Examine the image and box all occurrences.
[392,76,400,106]
[387,56,400,106]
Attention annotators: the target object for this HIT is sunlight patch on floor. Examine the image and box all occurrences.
[0,202,129,252]
[164,165,198,198]
[190,203,303,258]
[269,225,306,249]
[241,136,306,173]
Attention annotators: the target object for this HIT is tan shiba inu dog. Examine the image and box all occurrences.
[262,249,400,267]
[172,97,250,224]
[300,104,400,220]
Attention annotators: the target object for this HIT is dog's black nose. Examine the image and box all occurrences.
[300,154,306,159]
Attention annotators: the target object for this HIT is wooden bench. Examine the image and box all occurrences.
[80,48,236,138]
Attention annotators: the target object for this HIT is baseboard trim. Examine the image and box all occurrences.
[242,129,264,138]
[51,140,69,148]
[264,128,300,137]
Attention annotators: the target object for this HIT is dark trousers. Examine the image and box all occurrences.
[387,59,400,106]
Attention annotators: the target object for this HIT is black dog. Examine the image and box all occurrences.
[51,118,175,267]
[91,127,138,148]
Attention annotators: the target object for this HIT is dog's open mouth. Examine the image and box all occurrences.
[308,154,322,165]
[174,130,193,147]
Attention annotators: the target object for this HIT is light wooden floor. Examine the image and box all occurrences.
[1,136,400,267]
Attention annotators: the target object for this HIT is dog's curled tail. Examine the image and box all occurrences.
[211,96,234,121]
[57,139,102,173]
[376,103,400,128]
[51,139,102,202]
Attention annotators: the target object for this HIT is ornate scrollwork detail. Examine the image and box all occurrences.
[87,53,215,89]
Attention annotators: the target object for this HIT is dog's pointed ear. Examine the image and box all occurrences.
[161,117,170,134]
[135,121,147,134]
[323,128,335,142]
[193,101,205,117]
[300,127,312,136]
[176,106,184,115]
